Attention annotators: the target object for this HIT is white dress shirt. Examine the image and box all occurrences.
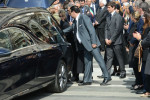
[75,13,81,43]
[111,10,116,17]
[91,3,96,15]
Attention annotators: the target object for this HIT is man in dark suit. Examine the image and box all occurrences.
[91,0,99,16]
[105,1,126,78]
[79,0,89,15]
[63,6,111,86]
[86,0,96,24]
[95,0,108,51]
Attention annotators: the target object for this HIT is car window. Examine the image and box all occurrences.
[8,27,33,50]
[4,12,65,44]
[0,30,12,50]
[33,12,64,43]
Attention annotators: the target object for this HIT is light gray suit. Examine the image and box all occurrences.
[63,14,110,82]
[105,12,125,74]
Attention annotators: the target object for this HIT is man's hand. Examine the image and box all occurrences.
[105,39,112,45]
[133,32,141,40]
[92,44,97,48]
[69,22,73,26]
[105,39,109,45]
[108,40,112,45]
[95,21,99,25]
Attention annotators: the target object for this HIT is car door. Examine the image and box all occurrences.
[0,27,39,98]
[27,12,63,83]
[0,28,20,98]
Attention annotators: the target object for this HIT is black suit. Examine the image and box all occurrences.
[141,30,150,92]
[105,11,125,74]
[95,6,109,50]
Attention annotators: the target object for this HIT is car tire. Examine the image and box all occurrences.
[46,60,68,93]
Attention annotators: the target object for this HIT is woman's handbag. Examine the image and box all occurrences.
[134,40,143,72]
[134,40,143,58]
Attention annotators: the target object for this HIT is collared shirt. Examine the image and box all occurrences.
[91,3,96,15]
[75,13,81,43]
[101,6,105,10]
[111,10,115,17]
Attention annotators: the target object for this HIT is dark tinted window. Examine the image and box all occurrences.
[39,12,64,43]
[6,12,64,44]
[8,28,33,50]
[0,30,11,50]
[28,12,64,43]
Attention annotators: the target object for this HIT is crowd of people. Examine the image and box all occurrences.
[48,0,150,97]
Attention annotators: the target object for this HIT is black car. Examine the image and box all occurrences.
[0,7,73,100]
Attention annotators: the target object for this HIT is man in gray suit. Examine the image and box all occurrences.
[63,6,111,86]
[105,1,126,78]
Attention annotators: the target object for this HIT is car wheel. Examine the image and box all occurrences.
[47,60,68,93]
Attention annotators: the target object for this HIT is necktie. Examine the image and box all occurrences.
[74,20,77,34]
[110,14,112,20]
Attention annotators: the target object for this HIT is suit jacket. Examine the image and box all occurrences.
[80,6,95,23]
[129,17,144,45]
[91,3,99,15]
[141,31,150,75]
[63,14,101,52]
[95,6,108,28]
[80,6,89,15]
[105,12,124,45]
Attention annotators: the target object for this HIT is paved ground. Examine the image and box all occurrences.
[13,58,150,100]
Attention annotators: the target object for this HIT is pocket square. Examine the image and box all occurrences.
[79,24,82,27]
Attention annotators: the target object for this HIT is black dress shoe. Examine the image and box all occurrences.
[115,72,120,76]
[120,73,126,78]
[78,82,92,86]
[71,77,79,82]
[136,90,146,94]
[97,75,104,78]
[100,78,112,85]
[111,72,116,76]
[77,80,83,83]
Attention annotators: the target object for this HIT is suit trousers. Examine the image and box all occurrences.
[106,44,126,74]
[96,28,105,51]
[145,74,150,92]
[83,47,110,82]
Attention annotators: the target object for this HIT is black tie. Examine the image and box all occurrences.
[73,20,79,51]
[110,14,112,20]
[74,20,77,34]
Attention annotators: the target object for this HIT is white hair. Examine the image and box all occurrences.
[99,0,107,6]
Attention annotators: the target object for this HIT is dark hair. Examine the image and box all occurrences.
[107,1,116,9]
[70,6,80,13]
[143,12,150,34]
[79,0,85,2]
[129,6,134,14]
[115,4,120,10]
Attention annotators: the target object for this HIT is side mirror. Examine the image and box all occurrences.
[0,47,11,57]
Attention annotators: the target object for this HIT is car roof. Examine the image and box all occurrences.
[0,7,50,28]
[6,0,56,8]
